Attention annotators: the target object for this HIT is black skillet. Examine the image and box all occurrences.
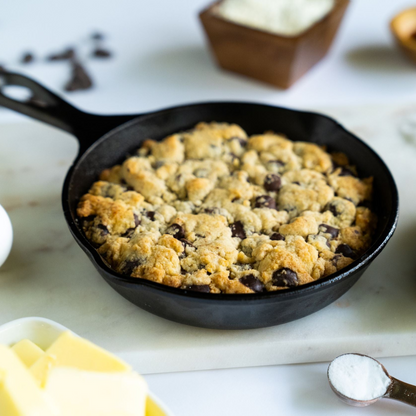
[0,72,399,329]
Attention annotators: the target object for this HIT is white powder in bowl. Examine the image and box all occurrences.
[328,354,391,401]
[217,0,335,37]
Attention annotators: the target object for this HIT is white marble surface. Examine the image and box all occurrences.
[0,102,415,377]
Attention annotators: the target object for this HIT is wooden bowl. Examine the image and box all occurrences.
[199,0,350,89]
[391,7,416,64]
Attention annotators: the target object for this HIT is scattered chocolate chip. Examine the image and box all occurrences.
[180,267,188,275]
[270,232,284,241]
[181,239,195,250]
[239,274,265,293]
[332,254,342,266]
[319,224,339,239]
[264,173,281,192]
[230,221,246,239]
[327,202,339,217]
[92,47,112,58]
[254,195,276,209]
[293,182,301,186]
[272,268,299,287]
[185,285,210,293]
[21,52,35,64]
[231,197,240,203]
[122,228,135,238]
[203,207,220,215]
[47,48,75,61]
[91,31,105,40]
[133,213,140,227]
[232,137,247,147]
[97,223,109,236]
[335,244,357,259]
[166,224,185,240]
[145,211,156,221]
[338,167,355,177]
[64,60,93,92]
[122,259,141,275]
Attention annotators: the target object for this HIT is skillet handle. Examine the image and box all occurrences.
[0,71,137,152]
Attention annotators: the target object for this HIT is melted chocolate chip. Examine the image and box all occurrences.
[319,224,339,239]
[239,274,265,293]
[92,47,112,58]
[231,137,247,147]
[272,268,298,287]
[254,195,276,210]
[64,61,93,92]
[332,254,342,266]
[166,224,185,240]
[264,173,281,192]
[336,244,357,259]
[327,202,339,217]
[185,285,210,293]
[145,211,156,221]
[21,52,34,64]
[122,259,141,275]
[230,221,246,239]
[203,207,220,215]
[154,161,165,169]
[181,239,195,250]
[47,48,75,61]
[270,232,284,241]
[180,267,188,275]
[97,223,109,236]
[133,213,140,227]
[122,228,135,238]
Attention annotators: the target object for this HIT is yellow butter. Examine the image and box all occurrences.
[30,331,130,386]
[44,367,147,416]
[146,396,166,416]
[0,346,54,416]
[11,340,44,368]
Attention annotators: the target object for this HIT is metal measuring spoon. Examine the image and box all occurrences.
[328,353,416,408]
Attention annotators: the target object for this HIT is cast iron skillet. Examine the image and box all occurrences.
[0,72,399,330]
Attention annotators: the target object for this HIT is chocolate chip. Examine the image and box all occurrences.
[47,48,75,61]
[122,228,135,238]
[185,285,210,293]
[92,47,112,58]
[203,207,220,215]
[336,244,357,259]
[91,31,105,40]
[254,195,276,209]
[319,224,339,239]
[122,259,141,275]
[264,173,281,192]
[180,267,188,275]
[230,221,246,239]
[232,137,247,147]
[133,213,140,227]
[272,268,298,287]
[332,254,342,266]
[64,60,93,92]
[239,274,265,293]
[270,232,284,241]
[145,211,156,221]
[327,202,339,217]
[338,167,355,177]
[154,161,165,169]
[166,224,185,240]
[181,239,195,250]
[293,182,301,186]
[97,223,109,236]
[21,52,34,64]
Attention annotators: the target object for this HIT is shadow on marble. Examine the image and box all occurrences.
[345,45,415,73]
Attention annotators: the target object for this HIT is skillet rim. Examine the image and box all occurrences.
[62,101,399,302]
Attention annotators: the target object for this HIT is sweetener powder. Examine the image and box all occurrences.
[328,354,391,401]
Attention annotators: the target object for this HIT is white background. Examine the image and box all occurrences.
[1,0,416,414]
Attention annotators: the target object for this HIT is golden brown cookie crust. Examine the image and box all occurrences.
[77,122,376,294]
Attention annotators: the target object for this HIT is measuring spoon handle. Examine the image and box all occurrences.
[385,377,416,407]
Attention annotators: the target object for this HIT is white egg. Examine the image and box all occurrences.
[0,205,13,267]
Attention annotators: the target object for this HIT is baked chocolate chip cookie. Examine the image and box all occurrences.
[77,122,376,294]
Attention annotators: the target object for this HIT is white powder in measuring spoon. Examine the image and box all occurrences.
[217,0,335,37]
[328,354,392,401]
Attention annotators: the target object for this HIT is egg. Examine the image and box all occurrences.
[0,205,13,267]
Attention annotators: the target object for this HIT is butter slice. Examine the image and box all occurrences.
[11,340,44,368]
[0,346,54,416]
[146,397,166,416]
[44,367,148,416]
[30,331,130,386]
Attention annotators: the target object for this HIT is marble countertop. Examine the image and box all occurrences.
[2,0,416,414]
